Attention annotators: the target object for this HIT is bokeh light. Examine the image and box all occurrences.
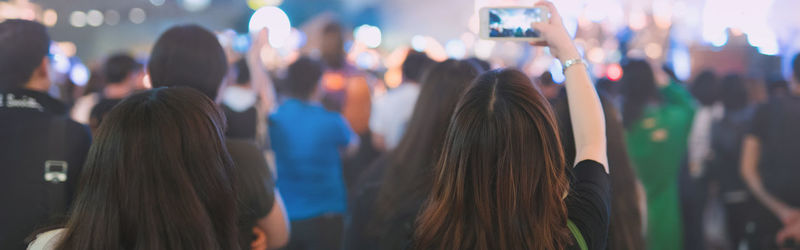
[129,8,146,24]
[86,10,103,27]
[42,9,57,27]
[180,0,211,12]
[69,11,87,28]
[411,35,427,52]
[354,24,382,49]
[445,39,466,59]
[70,63,90,86]
[247,0,283,10]
[104,10,120,25]
[248,6,292,48]
[150,0,166,6]
[606,63,623,81]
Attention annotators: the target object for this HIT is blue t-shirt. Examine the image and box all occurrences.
[269,98,355,220]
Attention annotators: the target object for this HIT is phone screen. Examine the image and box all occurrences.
[488,8,546,38]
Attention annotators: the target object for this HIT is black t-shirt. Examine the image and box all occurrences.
[223,105,258,141]
[566,160,611,250]
[0,88,92,250]
[748,96,800,207]
[225,139,275,249]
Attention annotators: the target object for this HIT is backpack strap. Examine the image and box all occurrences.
[567,220,588,250]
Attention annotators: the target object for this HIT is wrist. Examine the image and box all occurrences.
[557,47,581,63]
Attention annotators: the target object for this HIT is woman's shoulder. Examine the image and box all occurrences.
[27,228,65,250]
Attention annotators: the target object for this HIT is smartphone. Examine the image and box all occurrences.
[479,6,550,42]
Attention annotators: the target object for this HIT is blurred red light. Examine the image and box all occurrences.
[607,64,623,81]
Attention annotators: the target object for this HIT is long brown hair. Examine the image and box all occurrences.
[55,87,239,250]
[371,59,479,247]
[413,69,571,250]
[553,92,645,250]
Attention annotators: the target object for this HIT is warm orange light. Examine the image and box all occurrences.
[323,72,346,91]
[384,68,402,89]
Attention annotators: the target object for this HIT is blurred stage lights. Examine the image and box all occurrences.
[411,35,427,52]
[247,0,283,10]
[129,8,146,24]
[104,10,120,25]
[42,9,58,27]
[51,54,71,74]
[180,0,211,12]
[445,39,466,59]
[473,40,495,60]
[70,63,90,86]
[69,11,86,28]
[150,0,166,6]
[248,6,291,48]
[606,64,623,81]
[86,10,103,27]
[354,24,382,49]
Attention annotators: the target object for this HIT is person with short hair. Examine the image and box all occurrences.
[369,50,435,151]
[269,56,359,250]
[87,53,145,132]
[0,19,92,250]
[148,25,289,250]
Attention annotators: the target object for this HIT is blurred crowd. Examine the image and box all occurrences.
[2,2,800,249]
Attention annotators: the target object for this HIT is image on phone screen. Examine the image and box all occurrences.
[488,8,545,38]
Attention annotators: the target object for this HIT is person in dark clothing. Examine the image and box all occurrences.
[221,59,260,141]
[741,53,800,249]
[705,74,757,248]
[553,92,646,250]
[87,53,144,133]
[0,19,92,250]
[148,25,289,249]
[344,60,480,250]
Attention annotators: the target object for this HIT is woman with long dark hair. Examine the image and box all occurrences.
[28,87,239,249]
[412,2,609,249]
[344,59,480,249]
[553,93,646,250]
[620,59,695,250]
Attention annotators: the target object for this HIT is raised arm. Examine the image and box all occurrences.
[532,1,608,171]
[247,29,277,113]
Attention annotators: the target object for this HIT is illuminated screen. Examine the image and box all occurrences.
[488,8,545,38]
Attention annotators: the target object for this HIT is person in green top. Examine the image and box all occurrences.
[621,60,696,250]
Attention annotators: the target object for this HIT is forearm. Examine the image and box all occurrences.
[247,59,277,112]
[741,136,791,217]
[258,191,290,249]
[563,57,608,171]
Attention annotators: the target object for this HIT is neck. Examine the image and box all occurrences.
[104,83,131,99]
[23,79,50,92]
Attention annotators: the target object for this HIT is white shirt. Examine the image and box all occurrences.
[369,83,421,150]
[687,103,724,177]
[27,229,64,250]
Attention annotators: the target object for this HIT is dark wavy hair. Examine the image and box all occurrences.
[413,68,571,250]
[371,59,479,247]
[55,87,239,249]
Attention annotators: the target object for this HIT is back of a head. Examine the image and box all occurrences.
[414,68,570,250]
[104,53,142,84]
[58,88,239,249]
[373,59,479,240]
[320,22,346,69]
[621,59,659,128]
[148,25,228,99]
[401,51,435,83]
[286,56,324,100]
[0,19,49,89]
[720,74,749,111]
[690,70,719,106]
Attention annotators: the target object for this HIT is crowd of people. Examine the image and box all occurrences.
[1,1,800,249]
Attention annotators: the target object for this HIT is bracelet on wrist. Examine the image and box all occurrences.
[561,58,587,74]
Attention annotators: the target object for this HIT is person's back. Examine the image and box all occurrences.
[0,19,91,250]
[27,87,240,250]
[221,59,260,141]
[269,56,356,249]
[751,91,800,206]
